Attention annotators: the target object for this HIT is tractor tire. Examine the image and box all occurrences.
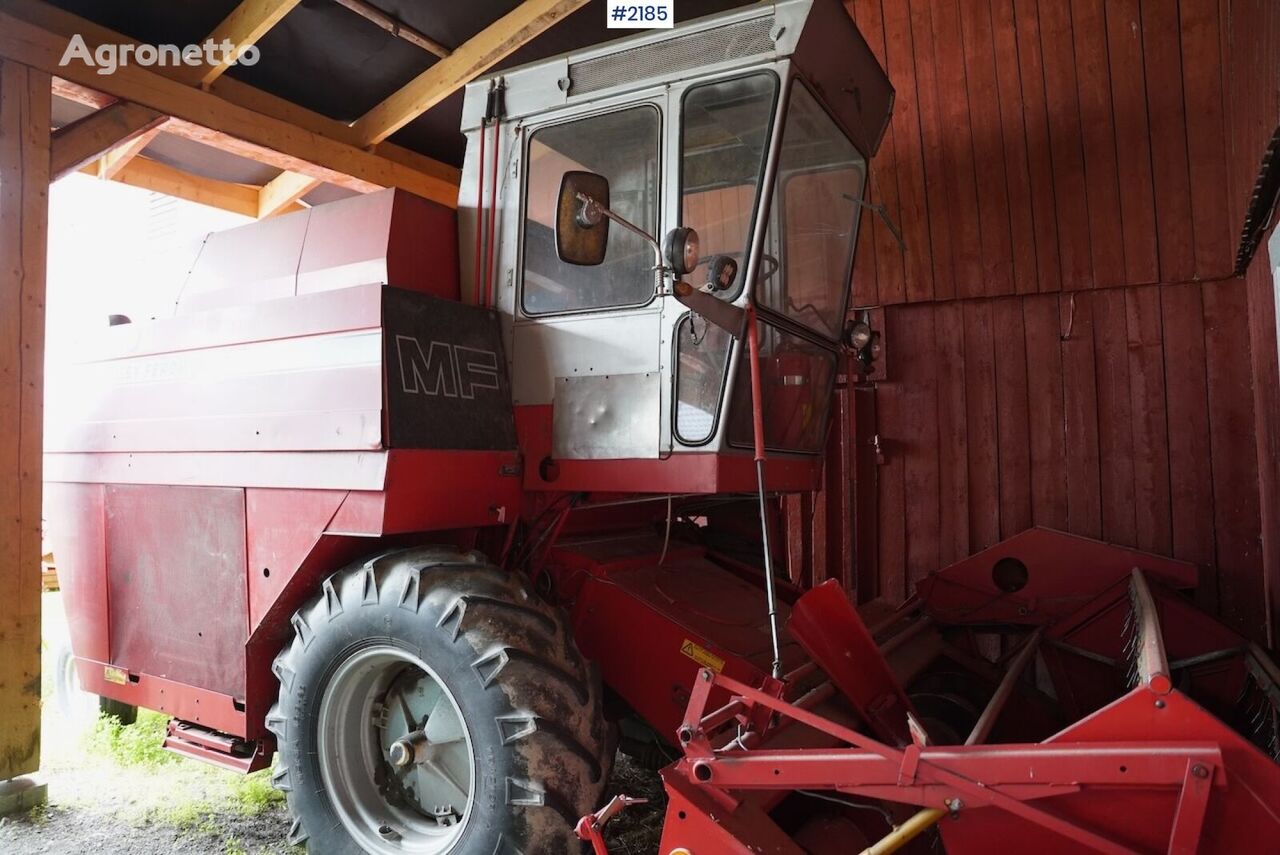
[268,547,609,855]
[54,640,138,726]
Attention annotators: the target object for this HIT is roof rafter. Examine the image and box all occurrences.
[50,101,166,180]
[258,170,321,218]
[352,0,591,145]
[182,0,304,87]
[0,7,460,206]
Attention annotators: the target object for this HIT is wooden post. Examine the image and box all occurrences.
[0,58,50,806]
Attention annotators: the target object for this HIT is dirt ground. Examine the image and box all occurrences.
[0,593,664,855]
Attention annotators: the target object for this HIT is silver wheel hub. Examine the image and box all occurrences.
[318,645,475,854]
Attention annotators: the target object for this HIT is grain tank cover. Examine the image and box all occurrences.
[177,188,460,315]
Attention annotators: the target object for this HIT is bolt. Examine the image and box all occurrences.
[1155,699,1166,709]
[1192,764,1209,779]
[946,798,964,813]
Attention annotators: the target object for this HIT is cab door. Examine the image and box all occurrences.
[510,91,669,460]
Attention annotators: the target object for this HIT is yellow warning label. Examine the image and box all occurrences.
[680,639,725,673]
[104,666,128,685]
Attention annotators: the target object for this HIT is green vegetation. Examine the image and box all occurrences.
[230,769,286,816]
[82,709,178,768]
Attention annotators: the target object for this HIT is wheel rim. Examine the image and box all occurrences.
[318,645,475,854]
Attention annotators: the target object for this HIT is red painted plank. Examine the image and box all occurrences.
[1091,288,1137,546]
[897,304,940,584]
[1139,0,1195,282]
[1179,0,1234,280]
[877,316,907,604]
[1060,292,1102,537]
[854,0,906,305]
[1124,286,1172,556]
[852,192,879,307]
[1070,0,1126,288]
[906,0,956,301]
[1104,0,1159,285]
[958,0,1015,296]
[1022,294,1068,529]
[928,0,984,298]
[989,0,1039,295]
[934,301,969,565]
[1160,283,1218,611]
[881,0,933,303]
[1011,0,1063,293]
[963,300,1000,550]
[852,385,880,600]
[1038,0,1094,290]
[1202,280,1265,640]
[992,297,1032,538]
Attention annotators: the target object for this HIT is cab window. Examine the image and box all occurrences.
[755,84,866,340]
[522,106,660,315]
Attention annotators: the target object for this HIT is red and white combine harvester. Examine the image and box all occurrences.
[45,1,1280,852]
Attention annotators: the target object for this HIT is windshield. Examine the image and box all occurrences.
[674,74,777,444]
[755,83,865,340]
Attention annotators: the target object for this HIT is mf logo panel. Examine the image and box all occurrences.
[383,287,516,450]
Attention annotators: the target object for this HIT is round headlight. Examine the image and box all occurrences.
[847,320,874,351]
[664,227,701,276]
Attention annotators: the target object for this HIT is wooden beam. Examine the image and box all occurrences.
[182,0,303,87]
[352,0,590,145]
[331,0,451,59]
[21,1,454,192]
[96,123,166,180]
[0,59,50,784]
[91,155,261,218]
[258,169,319,218]
[50,101,165,180]
[1,3,460,206]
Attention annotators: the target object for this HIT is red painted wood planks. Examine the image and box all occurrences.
[881,0,934,303]
[1070,0,1126,288]
[989,0,1039,295]
[1091,288,1138,546]
[1012,0,1063,294]
[1160,283,1218,610]
[1124,286,1172,556]
[934,301,970,565]
[1179,0,1234,280]
[1140,0,1195,283]
[896,304,941,586]
[1104,0,1160,286]
[1203,280,1265,639]
[1022,294,1068,529]
[1038,0,1094,290]
[928,0,985,297]
[1060,292,1102,537]
[963,299,1000,550]
[958,0,1015,296]
[992,297,1032,538]
[907,0,956,300]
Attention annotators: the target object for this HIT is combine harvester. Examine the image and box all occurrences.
[45,0,1279,852]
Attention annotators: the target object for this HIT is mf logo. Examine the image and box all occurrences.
[395,335,501,399]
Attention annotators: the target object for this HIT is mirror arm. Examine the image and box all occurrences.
[577,192,666,272]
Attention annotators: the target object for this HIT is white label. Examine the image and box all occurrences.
[606,0,674,29]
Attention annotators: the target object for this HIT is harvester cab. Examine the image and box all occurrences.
[459,0,892,493]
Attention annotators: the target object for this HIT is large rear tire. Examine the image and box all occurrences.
[268,547,609,854]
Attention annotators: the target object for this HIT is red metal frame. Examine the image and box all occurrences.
[635,544,1280,855]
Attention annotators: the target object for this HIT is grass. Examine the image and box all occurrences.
[82,708,178,769]
[230,770,286,817]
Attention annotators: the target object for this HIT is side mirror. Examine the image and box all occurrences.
[555,171,611,266]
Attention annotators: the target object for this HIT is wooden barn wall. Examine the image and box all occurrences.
[811,0,1280,642]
